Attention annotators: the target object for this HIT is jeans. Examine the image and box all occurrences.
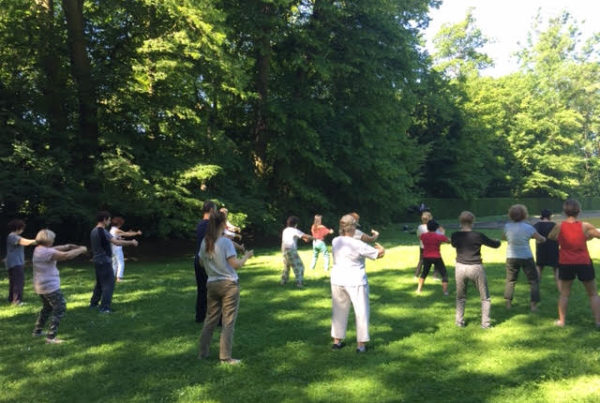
[504,258,540,303]
[90,261,115,310]
[194,255,208,322]
[310,240,330,270]
[34,289,66,339]
[455,263,491,327]
[7,265,25,304]
[199,280,240,360]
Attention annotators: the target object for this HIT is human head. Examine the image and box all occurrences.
[349,212,360,222]
[202,200,217,214]
[339,214,358,236]
[563,199,581,218]
[427,220,440,232]
[540,209,552,220]
[421,211,433,224]
[219,207,229,217]
[35,229,56,246]
[459,211,475,228]
[286,216,299,228]
[7,219,26,233]
[312,215,322,227]
[96,211,111,224]
[204,211,227,254]
[111,216,124,228]
[508,204,528,222]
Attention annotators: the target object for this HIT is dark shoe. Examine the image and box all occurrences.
[356,345,367,353]
[99,308,113,314]
[331,342,346,350]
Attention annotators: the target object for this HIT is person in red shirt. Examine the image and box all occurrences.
[548,199,600,327]
[418,220,450,295]
[310,215,334,271]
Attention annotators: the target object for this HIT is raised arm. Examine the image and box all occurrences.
[374,242,385,258]
[18,237,37,246]
[301,234,313,242]
[227,250,254,270]
[111,238,138,247]
[53,246,88,262]
[361,230,379,243]
[583,222,600,240]
[114,228,142,238]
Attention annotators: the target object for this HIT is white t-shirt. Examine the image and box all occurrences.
[110,226,122,252]
[199,236,238,282]
[281,227,305,250]
[32,246,60,294]
[330,236,379,286]
[416,224,427,248]
[353,229,364,241]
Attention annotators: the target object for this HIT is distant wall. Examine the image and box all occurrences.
[405,198,600,221]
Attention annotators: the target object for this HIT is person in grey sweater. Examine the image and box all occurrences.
[451,211,501,329]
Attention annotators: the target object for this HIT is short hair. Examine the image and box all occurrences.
[421,211,432,224]
[35,229,56,246]
[540,209,552,219]
[96,211,111,223]
[459,211,475,226]
[111,216,125,227]
[349,212,360,221]
[202,200,217,214]
[508,204,528,222]
[563,199,581,217]
[427,220,440,232]
[286,216,299,227]
[339,214,358,235]
[7,219,26,232]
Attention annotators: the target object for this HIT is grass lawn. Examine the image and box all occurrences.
[2,225,600,402]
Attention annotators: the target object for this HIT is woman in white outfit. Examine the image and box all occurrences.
[330,214,384,353]
[109,217,142,282]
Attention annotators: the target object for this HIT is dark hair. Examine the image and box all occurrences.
[286,216,299,227]
[540,209,552,219]
[7,219,25,232]
[202,200,217,214]
[111,216,125,227]
[204,211,226,254]
[96,211,111,223]
[563,199,581,218]
[508,204,528,222]
[427,220,440,232]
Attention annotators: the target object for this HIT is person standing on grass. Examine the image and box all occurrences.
[198,211,253,365]
[5,219,37,306]
[194,200,217,323]
[330,214,384,353]
[310,214,334,271]
[451,211,501,328]
[90,211,138,313]
[417,220,450,295]
[109,216,142,282]
[32,229,87,344]
[503,204,546,312]
[548,199,600,328]
[415,211,432,278]
[280,216,312,288]
[533,209,560,292]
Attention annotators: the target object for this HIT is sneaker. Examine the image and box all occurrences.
[443,291,449,296]
[356,345,367,353]
[220,358,242,365]
[45,337,64,344]
[331,342,346,350]
[32,330,46,337]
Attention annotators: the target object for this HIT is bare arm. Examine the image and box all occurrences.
[547,223,561,241]
[374,242,385,258]
[114,228,142,238]
[232,241,245,253]
[227,250,254,270]
[54,244,78,251]
[18,237,37,246]
[111,238,138,247]
[53,246,87,262]
[301,234,313,242]
[583,222,600,240]
[361,230,379,243]
[532,231,546,243]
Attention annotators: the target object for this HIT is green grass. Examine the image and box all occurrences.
[2,232,600,402]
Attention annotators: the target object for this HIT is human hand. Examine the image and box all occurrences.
[131,240,138,247]
[244,250,254,259]
[137,230,143,236]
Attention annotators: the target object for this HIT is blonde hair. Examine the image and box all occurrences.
[459,211,475,226]
[311,214,322,233]
[421,211,432,224]
[508,204,528,222]
[35,229,56,246]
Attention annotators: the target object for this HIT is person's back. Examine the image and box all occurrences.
[200,236,238,282]
[451,231,500,264]
[558,221,590,264]
[504,221,535,258]
[421,231,448,259]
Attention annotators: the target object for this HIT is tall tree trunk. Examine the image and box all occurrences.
[62,0,98,164]
[252,4,271,176]
[37,0,68,149]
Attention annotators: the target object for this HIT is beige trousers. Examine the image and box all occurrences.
[330,284,370,342]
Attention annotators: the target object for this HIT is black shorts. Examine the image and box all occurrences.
[558,263,595,282]
[421,258,448,282]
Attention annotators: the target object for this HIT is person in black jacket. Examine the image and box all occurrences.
[451,211,501,329]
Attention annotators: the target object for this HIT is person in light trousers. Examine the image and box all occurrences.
[330,214,384,353]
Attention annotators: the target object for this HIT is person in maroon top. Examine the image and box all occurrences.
[418,220,450,295]
[310,215,334,271]
[548,199,600,327]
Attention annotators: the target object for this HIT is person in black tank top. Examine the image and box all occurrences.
[533,209,559,292]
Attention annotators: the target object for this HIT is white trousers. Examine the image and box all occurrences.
[331,284,370,342]
[111,247,125,279]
